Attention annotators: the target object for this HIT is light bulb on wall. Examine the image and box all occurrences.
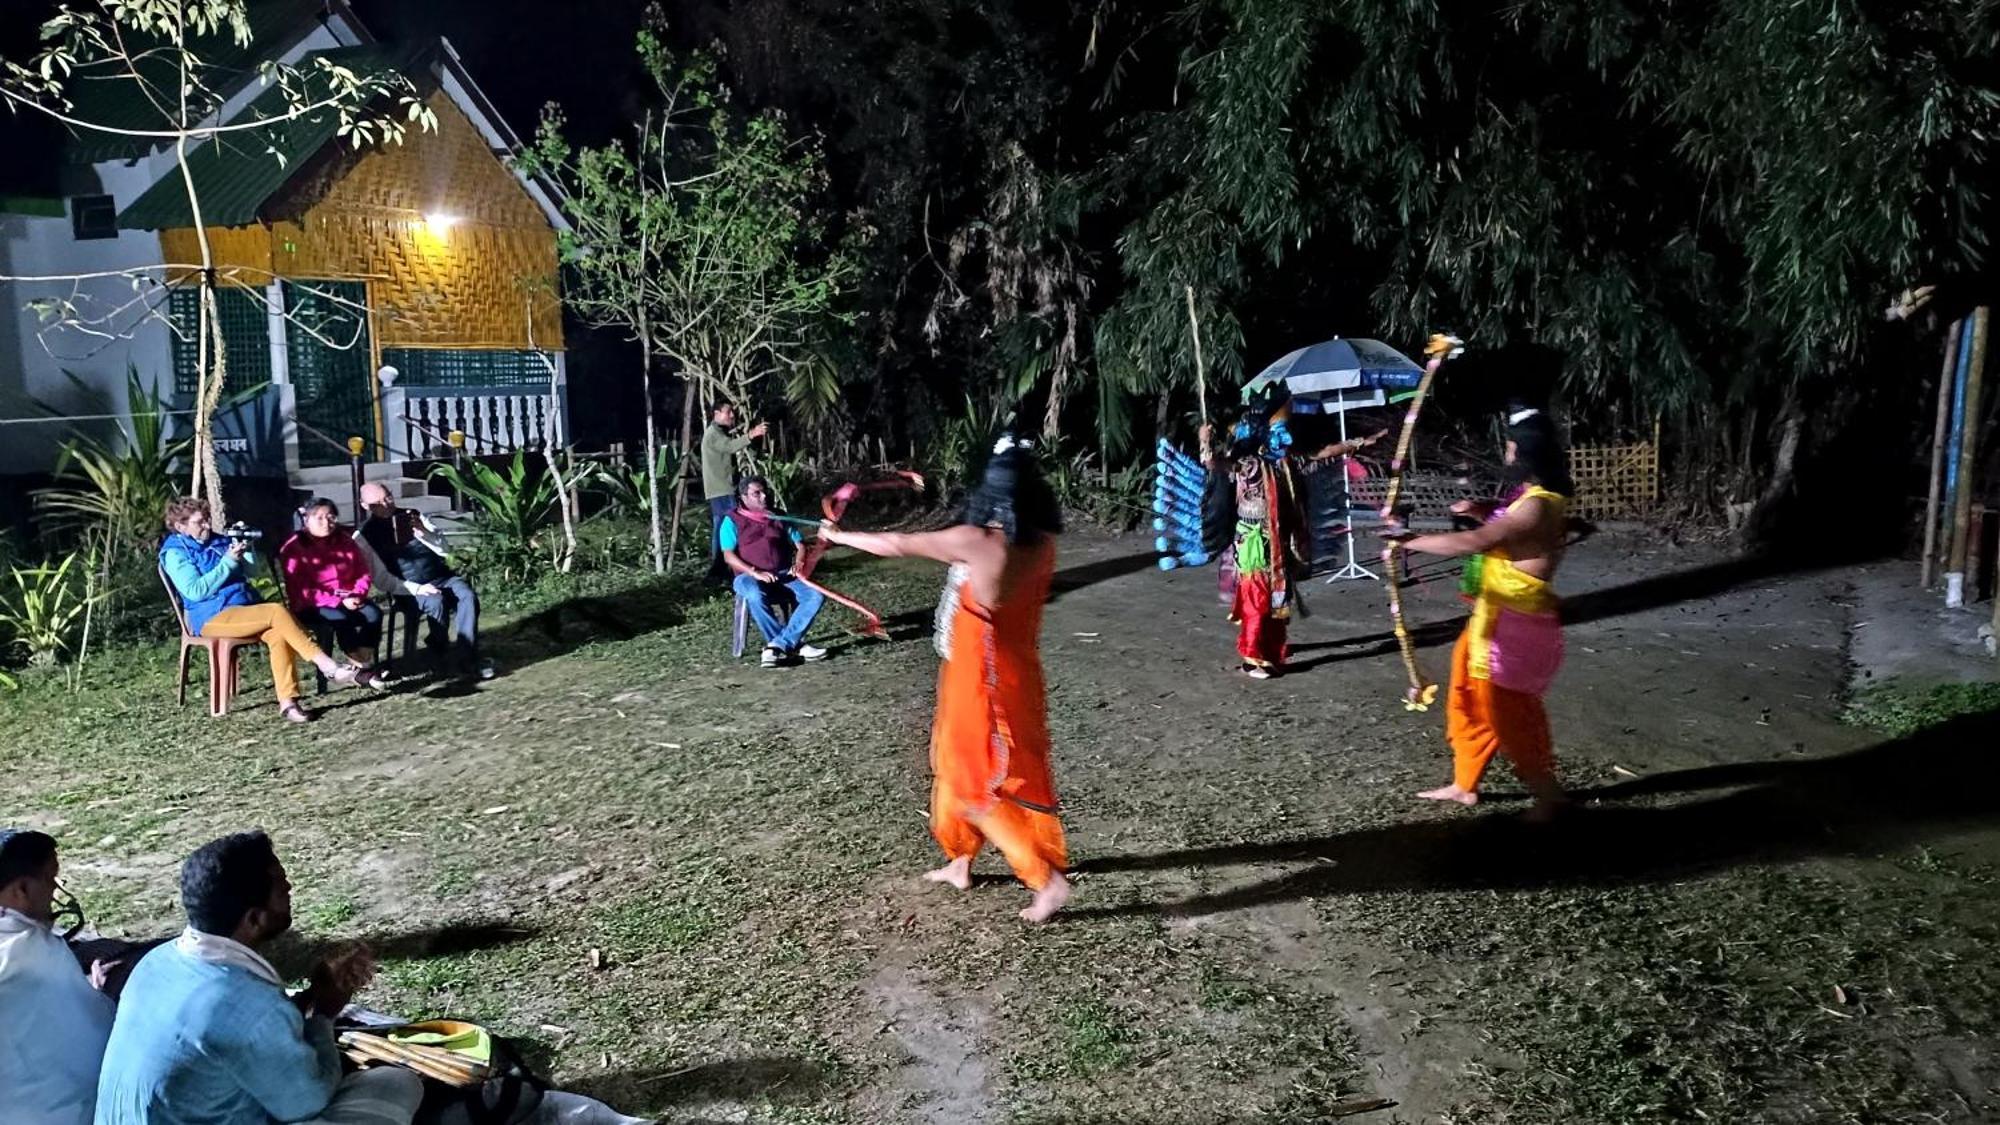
[423,212,459,237]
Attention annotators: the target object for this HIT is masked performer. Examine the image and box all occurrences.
[1198,394,1322,678]
[819,436,1071,923]
[1387,405,1573,820]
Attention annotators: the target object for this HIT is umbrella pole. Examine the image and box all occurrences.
[1325,396,1381,583]
[1185,286,1208,425]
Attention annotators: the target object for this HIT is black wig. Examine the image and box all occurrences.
[960,436,1063,545]
[1504,405,1574,497]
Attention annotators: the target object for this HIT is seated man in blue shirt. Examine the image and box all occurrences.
[94,832,421,1125]
[0,829,115,1125]
[720,476,828,668]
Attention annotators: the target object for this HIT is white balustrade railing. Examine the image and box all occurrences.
[393,386,569,460]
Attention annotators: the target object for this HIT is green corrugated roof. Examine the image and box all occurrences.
[116,44,414,231]
[63,0,329,164]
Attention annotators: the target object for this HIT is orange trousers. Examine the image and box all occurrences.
[1445,630,1555,792]
[932,788,1068,891]
[200,604,326,703]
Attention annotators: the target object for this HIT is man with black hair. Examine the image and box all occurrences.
[701,401,768,582]
[1,828,115,1125]
[1386,403,1575,821]
[94,831,421,1125]
[722,475,828,667]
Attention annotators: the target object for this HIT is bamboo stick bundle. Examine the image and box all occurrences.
[338,1031,491,1087]
[1947,307,1991,607]
[1921,318,1965,588]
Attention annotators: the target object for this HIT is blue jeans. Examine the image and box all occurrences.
[308,602,382,655]
[410,575,480,667]
[732,572,824,651]
[707,496,736,575]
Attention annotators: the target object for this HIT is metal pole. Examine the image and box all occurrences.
[449,430,466,514]
[346,436,366,524]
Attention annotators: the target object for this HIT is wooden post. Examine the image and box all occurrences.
[1947,307,1990,607]
[1922,318,1965,588]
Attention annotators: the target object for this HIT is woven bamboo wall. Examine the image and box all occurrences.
[160,91,563,349]
[1570,438,1659,520]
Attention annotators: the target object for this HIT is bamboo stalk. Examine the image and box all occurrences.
[1184,285,1208,426]
[342,1041,464,1086]
[1922,318,1965,588]
[339,1032,488,1086]
[1947,307,1990,607]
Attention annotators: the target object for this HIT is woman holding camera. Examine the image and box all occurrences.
[159,497,381,723]
[278,497,383,667]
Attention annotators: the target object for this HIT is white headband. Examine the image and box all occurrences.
[1507,408,1540,425]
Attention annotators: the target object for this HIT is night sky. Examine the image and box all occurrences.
[0,0,663,192]
[348,0,655,145]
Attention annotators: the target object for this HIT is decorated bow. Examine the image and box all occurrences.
[792,470,926,638]
[1380,332,1465,712]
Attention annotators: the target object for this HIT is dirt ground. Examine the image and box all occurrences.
[5,528,1998,1123]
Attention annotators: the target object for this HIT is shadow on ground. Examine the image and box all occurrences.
[1070,708,2000,918]
[1283,548,1879,674]
[359,920,541,961]
[564,1055,829,1114]
[482,577,705,673]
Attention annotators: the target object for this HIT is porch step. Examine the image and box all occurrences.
[291,461,410,486]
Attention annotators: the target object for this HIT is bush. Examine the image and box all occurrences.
[429,452,597,581]
[33,366,189,564]
[0,551,106,668]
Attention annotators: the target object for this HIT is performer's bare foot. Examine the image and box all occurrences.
[923,857,972,891]
[1416,784,1479,806]
[1020,872,1070,924]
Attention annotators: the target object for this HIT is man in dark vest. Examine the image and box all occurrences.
[720,476,826,667]
[354,482,493,680]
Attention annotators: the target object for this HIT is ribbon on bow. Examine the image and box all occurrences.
[790,469,926,637]
[1380,332,1464,712]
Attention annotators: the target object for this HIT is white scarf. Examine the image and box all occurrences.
[0,903,44,934]
[174,926,283,987]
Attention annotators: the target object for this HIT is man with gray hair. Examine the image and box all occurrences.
[353,482,492,680]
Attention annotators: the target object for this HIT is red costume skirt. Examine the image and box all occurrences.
[1229,569,1288,668]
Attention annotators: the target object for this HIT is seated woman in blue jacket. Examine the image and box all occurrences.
[158,497,380,723]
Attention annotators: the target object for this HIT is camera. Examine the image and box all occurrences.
[219,521,264,542]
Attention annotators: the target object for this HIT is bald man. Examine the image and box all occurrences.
[354,483,492,680]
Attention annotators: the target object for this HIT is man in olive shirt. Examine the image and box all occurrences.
[701,401,767,582]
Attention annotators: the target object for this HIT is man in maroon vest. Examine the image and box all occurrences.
[721,477,828,667]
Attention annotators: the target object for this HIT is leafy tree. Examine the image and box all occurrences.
[519,9,852,569]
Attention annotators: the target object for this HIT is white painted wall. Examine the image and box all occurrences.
[0,21,351,477]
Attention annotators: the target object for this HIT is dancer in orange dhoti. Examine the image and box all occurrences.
[1386,404,1574,821]
[818,435,1072,922]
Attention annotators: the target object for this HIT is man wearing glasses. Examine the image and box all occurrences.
[0,828,116,1125]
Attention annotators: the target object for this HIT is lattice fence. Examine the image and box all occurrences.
[1569,438,1660,520]
[168,285,272,396]
[382,348,548,389]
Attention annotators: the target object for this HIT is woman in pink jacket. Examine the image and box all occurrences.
[278,497,383,666]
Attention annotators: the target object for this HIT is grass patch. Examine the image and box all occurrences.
[1054,997,1134,1076]
[8,537,1998,1123]
[1844,680,2000,736]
